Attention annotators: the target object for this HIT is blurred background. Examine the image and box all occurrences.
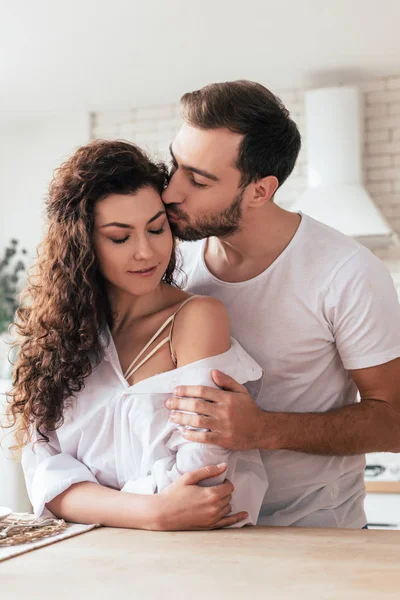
[1,0,399,527]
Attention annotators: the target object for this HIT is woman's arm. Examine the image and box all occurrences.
[47,464,247,531]
[22,428,245,530]
[171,295,232,486]
[47,481,158,528]
[165,296,268,526]
[21,429,159,526]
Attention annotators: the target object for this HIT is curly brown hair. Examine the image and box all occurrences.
[7,139,178,450]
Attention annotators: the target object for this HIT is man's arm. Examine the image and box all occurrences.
[264,357,400,455]
[167,357,400,455]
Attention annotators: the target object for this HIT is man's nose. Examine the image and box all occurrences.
[161,184,174,205]
[162,176,184,205]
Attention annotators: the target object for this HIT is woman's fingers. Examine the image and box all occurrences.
[218,501,232,516]
[181,463,228,486]
[210,512,249,529]
[216,479,234,498]
[175,468,245,530]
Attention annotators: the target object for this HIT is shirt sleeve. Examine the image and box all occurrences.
[324,247,400,370]
[21,428,99,518]
[167,431,268,527]
[121,386,268,527]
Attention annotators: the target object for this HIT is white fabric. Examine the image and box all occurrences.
[21,337,268,527]
[177,213,400,528]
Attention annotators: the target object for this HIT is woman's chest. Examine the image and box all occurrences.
[60,377,174,487]
[112,324,177,386]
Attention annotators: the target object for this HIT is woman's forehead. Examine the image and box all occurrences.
[95,189,163,223]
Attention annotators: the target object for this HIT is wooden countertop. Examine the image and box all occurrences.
[365,480,400,493]
[1,526,400,599]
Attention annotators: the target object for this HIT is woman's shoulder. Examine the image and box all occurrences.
[172,295,231,368]
[176,294,230,330]
[160,284,229,325]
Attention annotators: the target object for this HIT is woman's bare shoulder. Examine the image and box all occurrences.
[172,295,231,367]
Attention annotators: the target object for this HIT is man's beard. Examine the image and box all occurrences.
[167,188,245,242]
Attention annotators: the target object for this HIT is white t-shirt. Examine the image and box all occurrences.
[176,213,400,528]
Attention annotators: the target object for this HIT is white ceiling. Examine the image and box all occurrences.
[1,0,399,111]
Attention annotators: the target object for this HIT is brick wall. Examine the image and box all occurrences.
[92,74,400,292]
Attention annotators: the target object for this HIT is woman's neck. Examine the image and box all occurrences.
[108,282,167,331]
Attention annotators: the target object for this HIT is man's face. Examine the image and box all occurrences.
[162,124,246,241]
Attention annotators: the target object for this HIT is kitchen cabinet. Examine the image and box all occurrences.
[364,453,400,529]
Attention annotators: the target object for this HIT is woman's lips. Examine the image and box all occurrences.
[128,266,157,277]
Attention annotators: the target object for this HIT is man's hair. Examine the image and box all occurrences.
[180,80,301,188]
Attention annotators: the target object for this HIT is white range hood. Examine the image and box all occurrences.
[291,86,395,249]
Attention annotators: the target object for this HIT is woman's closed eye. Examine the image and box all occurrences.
[111,228,165,244]
[112,235,130,244]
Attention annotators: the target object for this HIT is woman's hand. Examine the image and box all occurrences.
[153,463,248,531]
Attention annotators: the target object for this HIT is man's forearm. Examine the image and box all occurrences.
[261,399,400,455]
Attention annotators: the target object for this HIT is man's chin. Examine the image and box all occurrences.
[169,221,183,238]
[169,223,203,242]
[169,221,191,240]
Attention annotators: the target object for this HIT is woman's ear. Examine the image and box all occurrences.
[248,176,279,208]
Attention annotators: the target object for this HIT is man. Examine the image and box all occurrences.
[162,80,400,528]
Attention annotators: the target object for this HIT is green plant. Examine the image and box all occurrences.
[0,239,27,334]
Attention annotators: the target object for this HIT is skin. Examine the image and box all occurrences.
[162,123,400,456]
[47,186,248,530]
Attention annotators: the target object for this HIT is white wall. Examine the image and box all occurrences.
[2,1,400,111]
[0,111,91,258]
[0,112,90,512]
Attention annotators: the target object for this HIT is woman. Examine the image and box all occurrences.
[7,140,267,530]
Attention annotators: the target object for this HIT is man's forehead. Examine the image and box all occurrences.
[172,123,242,171]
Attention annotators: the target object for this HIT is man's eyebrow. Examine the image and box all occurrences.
[169,144,220,182]
[100,210,166,229]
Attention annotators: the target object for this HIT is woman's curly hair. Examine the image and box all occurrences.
[7,139,178,450]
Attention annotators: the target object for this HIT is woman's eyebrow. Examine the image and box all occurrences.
[100,210,166,229]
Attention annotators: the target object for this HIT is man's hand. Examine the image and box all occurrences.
[167,359,400,456]
[154,463,248,530]
[166,370,264,450]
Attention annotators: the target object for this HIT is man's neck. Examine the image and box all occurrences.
[204,205,301,283]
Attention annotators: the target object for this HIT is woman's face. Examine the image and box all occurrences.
[93,186,173,297]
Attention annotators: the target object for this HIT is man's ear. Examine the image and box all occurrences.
[248,176,279,208]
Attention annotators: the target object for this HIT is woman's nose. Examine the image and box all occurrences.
[133,238,153,261]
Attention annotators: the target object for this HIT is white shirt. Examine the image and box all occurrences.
[21,335,268,527]
[177,213,400,528]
